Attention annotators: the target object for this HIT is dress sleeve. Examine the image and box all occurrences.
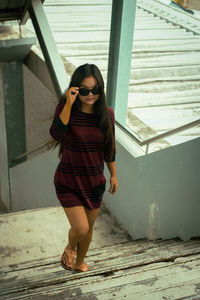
[49,101,69,142]
[104,107,116,162]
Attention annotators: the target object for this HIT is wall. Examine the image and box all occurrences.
[104,135,200,241]
[10,148,60,211]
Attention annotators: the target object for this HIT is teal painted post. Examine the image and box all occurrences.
[0,35,35,211]
[106,0,136,126]
[2,61,26,168]
[28,0,69,98]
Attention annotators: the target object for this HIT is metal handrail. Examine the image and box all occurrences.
[12,118,200,161]
[116,118,200,154]
[12,139,52,162]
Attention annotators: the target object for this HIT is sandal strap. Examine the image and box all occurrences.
[62,247,77,267]
[64,247,77,255]
[75,263,90,272]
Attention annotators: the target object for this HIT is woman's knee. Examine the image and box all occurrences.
[63,206,89,237]
[73,224,89,238]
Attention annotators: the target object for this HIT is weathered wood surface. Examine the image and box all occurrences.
[1,238,200,299]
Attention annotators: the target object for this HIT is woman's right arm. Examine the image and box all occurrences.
[49,87,79,142]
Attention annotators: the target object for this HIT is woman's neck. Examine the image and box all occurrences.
[81,104,94,114]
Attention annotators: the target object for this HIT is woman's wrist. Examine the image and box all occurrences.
[110,173,117,178]
[106,161,117,178]
[59,101,72,125]
[65,98,73,109]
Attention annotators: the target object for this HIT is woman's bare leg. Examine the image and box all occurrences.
[75,207,100,265]
[62,206,89,265]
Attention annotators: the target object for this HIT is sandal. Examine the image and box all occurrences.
[60,247,77,271]
[74,263,91,272]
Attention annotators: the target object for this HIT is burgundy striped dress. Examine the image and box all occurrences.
[49,101,116,210]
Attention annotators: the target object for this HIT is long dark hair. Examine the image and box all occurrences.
[48,63,114,161]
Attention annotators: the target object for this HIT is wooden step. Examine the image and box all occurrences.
[1,238,200,299]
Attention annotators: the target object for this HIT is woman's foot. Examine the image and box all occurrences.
[60,246,77,271]
[74,259,91,272]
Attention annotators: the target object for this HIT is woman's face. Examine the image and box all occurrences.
[78,76,100,107]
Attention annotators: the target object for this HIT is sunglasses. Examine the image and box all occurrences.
[79,85,101,96]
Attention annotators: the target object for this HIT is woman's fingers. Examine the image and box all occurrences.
[109,183,113,193]
[66,87,79,105]
[112,184,117,194]
[108,178,118,195]
[71,87,79,95]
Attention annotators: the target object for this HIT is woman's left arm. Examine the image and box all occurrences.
[106,161,118,195]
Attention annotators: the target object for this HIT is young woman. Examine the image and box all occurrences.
[49,63,118,272]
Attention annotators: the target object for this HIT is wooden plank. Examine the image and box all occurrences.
[0,239,200,298]
[45,262,200,300]
[49,29,194,42]
[0,238,196,273]
[0,239,170,273]
[1,252,200,299]
[54,39,200,52]
[45,22,175,31]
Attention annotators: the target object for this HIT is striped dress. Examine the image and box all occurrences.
[49,101,116,210]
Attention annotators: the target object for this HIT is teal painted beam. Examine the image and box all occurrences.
[2,61,26,168]
[28,0,69,99]
[0,34,35,211]
[0,36,36,62]
[106,0,136,126]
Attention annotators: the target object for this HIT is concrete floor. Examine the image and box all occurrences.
[0,203,131,268]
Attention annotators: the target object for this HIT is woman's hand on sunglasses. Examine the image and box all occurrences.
[66,87,79,106]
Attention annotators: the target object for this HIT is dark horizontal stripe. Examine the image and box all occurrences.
[62,140,104,150]
[71,114,97,120]
[61,142,104,152]
[55,184,73,193]
[55,184,93,198]
[69,122,99,128]
[65,138,104,147]
[70,116,97,122]
[58,168,104,176]
[70,114,98,121]
[60,162,104,171]
[57,167,103,176]
[58,163,104,172]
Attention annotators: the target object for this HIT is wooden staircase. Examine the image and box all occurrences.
[0,205,200,299]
